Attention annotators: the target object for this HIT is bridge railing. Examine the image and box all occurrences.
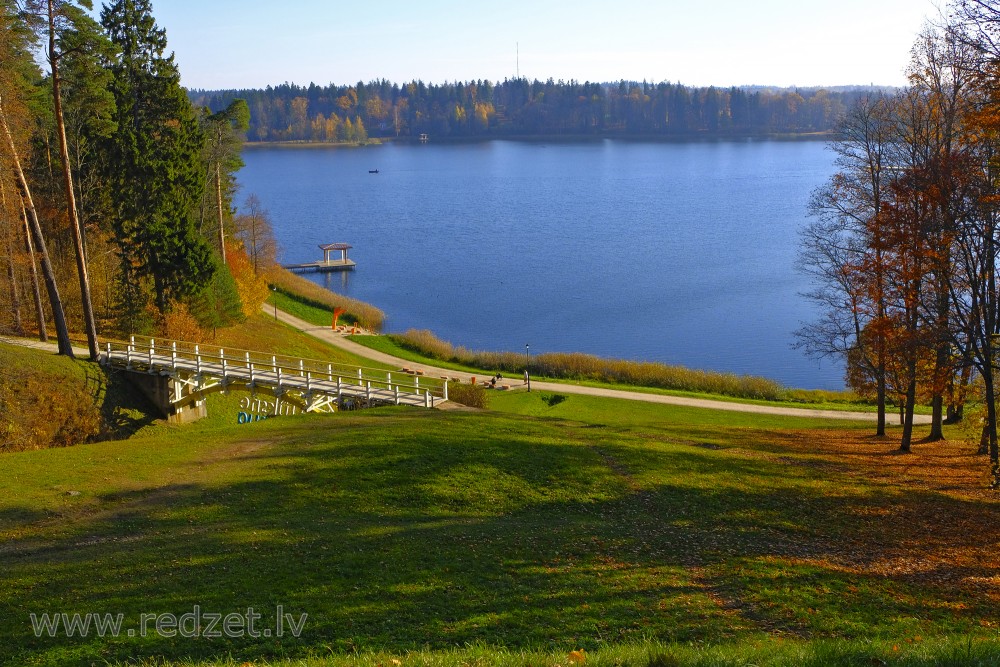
[104,335,449,406]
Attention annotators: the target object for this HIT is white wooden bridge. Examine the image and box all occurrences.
[101,336,448,422]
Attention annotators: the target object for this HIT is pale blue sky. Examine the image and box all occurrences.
[110,0,940,90]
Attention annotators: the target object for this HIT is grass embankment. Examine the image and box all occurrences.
[0,342,157,450]
[2,373,996,666]
[265,266,385,331]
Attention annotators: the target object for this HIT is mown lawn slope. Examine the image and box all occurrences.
[2,394,998,665]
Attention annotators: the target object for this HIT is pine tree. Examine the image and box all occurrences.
[100,0,214,318]
[200,98,249,265]
[186,255,244,336]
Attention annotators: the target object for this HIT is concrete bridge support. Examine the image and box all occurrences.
[124,371,207,424]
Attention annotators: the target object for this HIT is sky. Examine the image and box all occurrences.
[106,0,942,90]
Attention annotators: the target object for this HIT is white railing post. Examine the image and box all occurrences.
[105,342,111,365]
[327,364,333,381]
[277,367,282,387]
[444,380,449,401]
[221,348,227,375]
[366,381,371,400]
[272,355,277,373]
[249,362,255,384]
[171,342,177,370]
[306,372,311,392]
[195,345,201,373]
[415,376,420,389]
[357,368,363,382]
[148,338,154,366]
[299,360,304,377]
[387,372,392,385]
[245,351,251,368]
[394,385,399,404]
[425,390,430,408]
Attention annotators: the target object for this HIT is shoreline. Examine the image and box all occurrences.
[242,131,833,149]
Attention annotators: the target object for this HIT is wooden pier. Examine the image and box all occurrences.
[282,243,356,272]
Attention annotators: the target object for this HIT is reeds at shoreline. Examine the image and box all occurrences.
[265,267,386,332]
[392,328,786,401]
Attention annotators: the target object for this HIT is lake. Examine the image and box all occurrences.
[237,139,843,390]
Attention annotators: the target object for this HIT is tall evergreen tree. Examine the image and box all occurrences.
[100,0,213,320]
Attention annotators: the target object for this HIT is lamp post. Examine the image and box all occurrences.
[271,286,277,320]
[524,343,531,392]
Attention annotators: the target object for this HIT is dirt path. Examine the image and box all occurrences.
[267,307,930,424]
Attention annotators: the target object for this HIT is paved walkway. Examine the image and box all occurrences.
[267,307,931,424]
[0,335,90,357]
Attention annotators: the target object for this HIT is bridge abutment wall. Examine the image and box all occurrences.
[124,372,207,424]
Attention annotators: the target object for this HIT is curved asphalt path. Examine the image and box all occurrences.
[268,307,931,424]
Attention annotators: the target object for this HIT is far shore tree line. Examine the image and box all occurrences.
[799,0,1000,482]
[191,81,882,143]
[0,0,278,359]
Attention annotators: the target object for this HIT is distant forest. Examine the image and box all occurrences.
[190,80,890,142]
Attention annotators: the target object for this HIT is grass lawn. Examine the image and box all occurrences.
[266,289,338,328]
[2,379,999,665]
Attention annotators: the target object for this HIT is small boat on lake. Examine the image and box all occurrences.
[369,169,379,174]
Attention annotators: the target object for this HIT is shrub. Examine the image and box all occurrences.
[226,241,270,318]
[0,366,102,452]
[447,382,489,409]
[161,303,205,342]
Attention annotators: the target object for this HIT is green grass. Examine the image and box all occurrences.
[106,637,1000,666]
[1,385,992,666]
[266,289,341,328]
[212,311,381,369]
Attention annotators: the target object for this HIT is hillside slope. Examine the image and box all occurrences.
[2,396,996,665]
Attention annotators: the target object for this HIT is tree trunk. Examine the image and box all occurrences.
[49,3,99,360]
[984,371,1000,488]
[900,370,917,453]
[876,372,887,437]
[4,233,23,335]
[946,361,972,424]
[0,92,74,357]
[929,394,944,441]
[21,203,47,342]
[0,178,24,335]
[216,162,226,264]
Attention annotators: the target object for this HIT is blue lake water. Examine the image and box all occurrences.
[237,139,843,390]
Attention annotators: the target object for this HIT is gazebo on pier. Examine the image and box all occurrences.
[282,243,357,273]
[319,242,352,265]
